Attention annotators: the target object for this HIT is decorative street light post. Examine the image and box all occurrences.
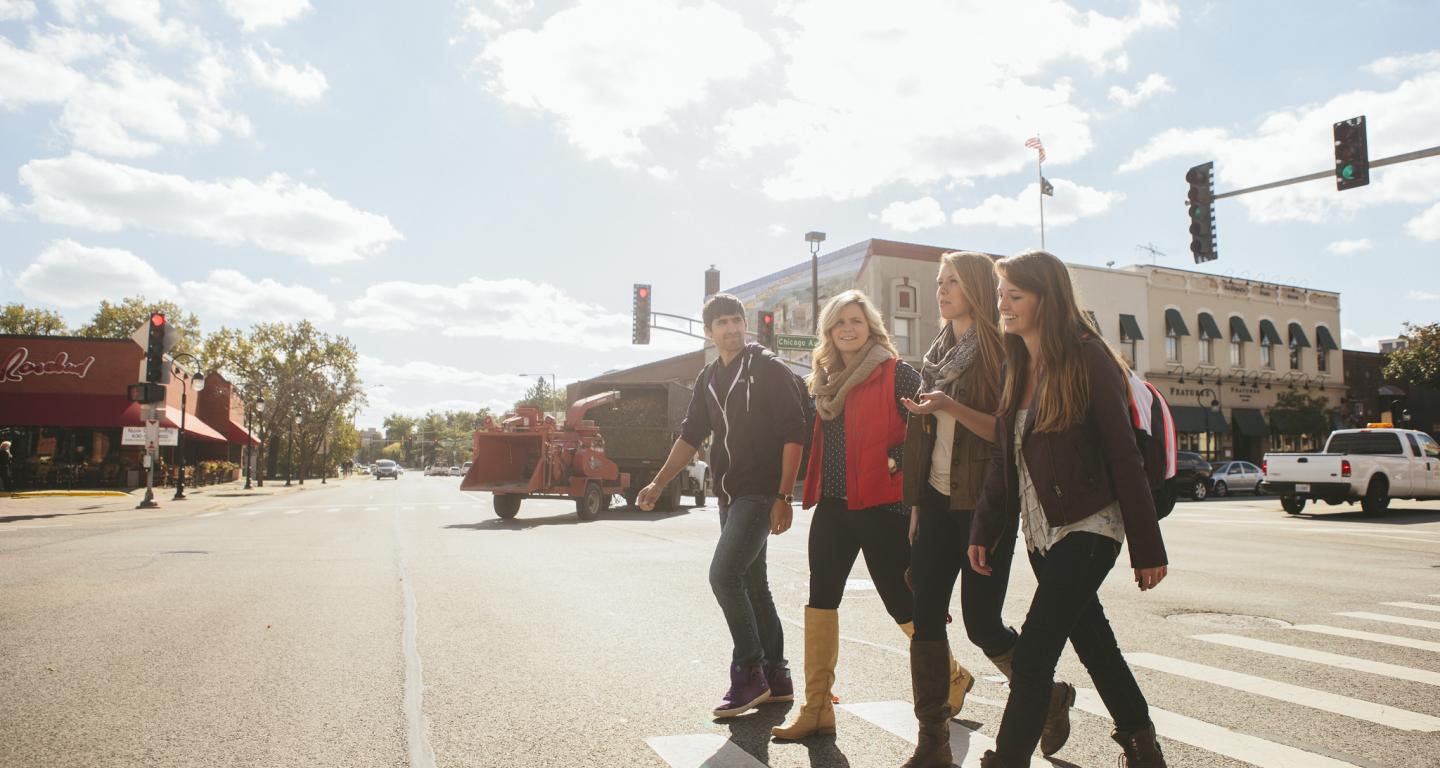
[805,231,826,334]
[285,412,296,487]
[244,396,265,490]
[170,354,205,501]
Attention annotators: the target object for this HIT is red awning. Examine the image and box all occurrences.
[154,406,228,443]
[0,393,228,442]
[223,418,260,446]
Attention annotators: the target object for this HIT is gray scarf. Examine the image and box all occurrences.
[812,340,892,422]
[920,324,978,396]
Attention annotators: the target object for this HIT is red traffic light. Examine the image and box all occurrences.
[637,287,649,299]
[763,314,773,324]
[151,313,166,327]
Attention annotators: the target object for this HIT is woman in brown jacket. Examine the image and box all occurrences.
[897,251,1072,768]
[972,251,1169,768]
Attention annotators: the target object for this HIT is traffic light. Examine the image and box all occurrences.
[632,284,651,345]
[1334,115,1369,191]
[144,312,167,383]
[757,310,776,350]
[1186,162,1216,264]
[127,382,166,404]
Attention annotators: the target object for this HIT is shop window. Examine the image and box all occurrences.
[1199,337,1213,364]
[1261,343,1273,369]
[1289,345,1302,371]
[1317,348,1329,373]
[892,316,913,356]
[1121,339,1137,368]
[1230,339,1244,367]
[1166,333,1179,363]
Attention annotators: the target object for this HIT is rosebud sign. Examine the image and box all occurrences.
[1,347,96,384]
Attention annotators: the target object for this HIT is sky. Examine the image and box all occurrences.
[1,0,1437,429]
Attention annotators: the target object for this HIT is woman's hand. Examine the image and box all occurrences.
[902,390,956,416]
[908,506,919,545]
[1134,565,1167,591]
[967,545,992,576]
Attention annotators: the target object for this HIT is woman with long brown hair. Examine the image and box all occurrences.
[971,250,1168,768]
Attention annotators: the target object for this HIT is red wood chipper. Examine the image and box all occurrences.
[459,390,630,521]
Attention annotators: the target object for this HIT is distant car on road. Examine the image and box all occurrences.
[358,464,371,475]
[448,466,463,477]
[1209,461,1265,497]
[373,459,401,479]
[1176,451,1214,500]
[426,465,447,476]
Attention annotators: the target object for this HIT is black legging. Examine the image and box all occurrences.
[910,481,1019,655]
[807,498,913,623]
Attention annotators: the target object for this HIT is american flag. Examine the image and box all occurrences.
[1025,136,1045,164]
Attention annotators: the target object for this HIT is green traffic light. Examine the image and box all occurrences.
[1340,164,1355,180]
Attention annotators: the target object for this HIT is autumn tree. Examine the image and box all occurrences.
[1384,322,1440,392]
[76,297,202,356]
[0,303,69,335]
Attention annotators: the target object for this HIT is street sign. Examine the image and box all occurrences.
[122,425,178,446]
[776,334,819,351]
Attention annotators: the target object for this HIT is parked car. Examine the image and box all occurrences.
[373,459,401,479]
[1209,461,1266,497]
[1175,451,1215,500]
[448,466,463,476]
[1262,426,1440,515]
[425,464,447,476]
[358,464,371,475]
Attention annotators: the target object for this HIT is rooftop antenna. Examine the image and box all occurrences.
[1135,242,1165,265]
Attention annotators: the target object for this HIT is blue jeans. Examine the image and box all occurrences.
[710,495,786,669]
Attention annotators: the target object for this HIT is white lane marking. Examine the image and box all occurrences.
[645,734,766,768]
[841,700,1048,767]
[1193,633,1440,686]
[284,510,302,515]
[1127,652,1440,731]
[365,507,379,512]
[394,508,436,768]
[240,509,267,516]
[196,512,223,518]
[438,505,450,511]
[844,578,876,592]
[1292,624,1440,654]
[325,507,341,513]
[401,506,415,511]
[0,523,73,532]
[1382,601,1440,613]
[1338,611,1440,631]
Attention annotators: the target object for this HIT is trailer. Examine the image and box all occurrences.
[576,380,702,511]
[459,391,630,521]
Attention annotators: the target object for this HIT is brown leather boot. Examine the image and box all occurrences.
[772,607,839,740]
[987,646,1074,756]
[979,751,1009,767]
[899,622,975,717]
[1112,722,1167,767]
[901,639,953,768]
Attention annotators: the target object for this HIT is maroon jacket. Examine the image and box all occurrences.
[970,337,1168,569]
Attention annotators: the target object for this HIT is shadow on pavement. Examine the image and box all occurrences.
[1290,506,1440,525]
[445,506,704,531]
[718,702,791,766]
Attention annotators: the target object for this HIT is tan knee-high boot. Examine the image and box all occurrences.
[987,645,1075,756]
[772,607,839,739]
[900,622,974,717]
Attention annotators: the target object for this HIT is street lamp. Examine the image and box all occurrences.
[244,396,264,490]
[170,354,205,501]
[1194,386,1222,461]
[520,373,558,413]
[805,231,826,334]
[285,412,297,487]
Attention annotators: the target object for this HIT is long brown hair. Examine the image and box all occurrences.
[995,250,1130,431]
[938,251,1005,413]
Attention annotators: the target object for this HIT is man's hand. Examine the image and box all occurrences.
[770,498,793,535]
[1134,565,1167,591]
[908,506,920,545]
[967,545,992,576]
[636,481,663,511]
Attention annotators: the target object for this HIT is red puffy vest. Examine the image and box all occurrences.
[802,357,907,510]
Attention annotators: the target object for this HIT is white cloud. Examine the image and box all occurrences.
[645,165,675,181]
[766,224,787,238]
[478,0,772,164]
[346,277,694,352]
[1108,73,1172,108]
[242,46,327,102]
[1365,50,1440,78]
[20,153,403,264]
[180,269,335,322]
[1405,201,1440,241]
[1341,328,1386,351]
[223,0,313,30]
[1407,290,1440,301]
[54,0,203,48]
[0,192,14,219]
[0,34,87,106]
[878,196,946,232]
[716,0,1178,201]
[951,179,1121,228]
[15,239,176,307]
[0,1,37,21]
[359,355,521,389]
[1324,238,1372,255]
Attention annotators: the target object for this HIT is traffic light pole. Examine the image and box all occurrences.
[1212,144,1440,201]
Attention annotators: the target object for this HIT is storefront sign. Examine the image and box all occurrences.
[1,347,96,384]
[121,426,179,446]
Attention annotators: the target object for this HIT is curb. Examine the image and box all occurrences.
[9,491,132,499]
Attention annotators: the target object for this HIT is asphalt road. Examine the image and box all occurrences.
[3,477,1439,767]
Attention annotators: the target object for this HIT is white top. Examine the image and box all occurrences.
[928,410,956,494]
[1015,408,1125,555]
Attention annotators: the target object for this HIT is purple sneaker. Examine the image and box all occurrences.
[713,663,771,718]
[765,664,794,702]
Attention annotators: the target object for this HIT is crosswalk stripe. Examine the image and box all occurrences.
[240,509,266,516]
[1193,633,1440,686]
[196,512,223,518]
[1337,611,1440,631]
[1127,652,1440,731]
[326,507,341,513]
[1381,601,1440,613]
[841,700,1049,767]
[284,510,302,515]
[645,734,765,768]
[1292,624,1440,654]
[366,507,379,512]
[438,505,450,510]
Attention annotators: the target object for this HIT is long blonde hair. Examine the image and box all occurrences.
[938,251,1005,413]
[808,290,898,394]
[995,250,1130,432]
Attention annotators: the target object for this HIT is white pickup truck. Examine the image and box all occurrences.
[1261,426,1440,515]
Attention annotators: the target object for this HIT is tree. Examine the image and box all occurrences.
[1384,322,1440,392]
[514,378,563,414]
[76,297,202,355]
[0,303,69,335]
[1267,391,1338,446]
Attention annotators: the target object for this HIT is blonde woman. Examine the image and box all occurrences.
[972,251,1168,768]
[772,290,923,741]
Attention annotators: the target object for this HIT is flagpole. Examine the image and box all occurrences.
[1037,141,1046,249]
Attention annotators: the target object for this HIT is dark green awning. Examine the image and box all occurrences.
[1259,319,1283,346]
[1119,314,1144,341]
[1232,408,1267,436]
[1316,325,1339,350]
[1207,409,1231,435]
[1170,405,1209,433]
[1288,322,1311,348]
[1197,312,1223,340]
[1165,308,1190,337]
[1229,315,1253,343]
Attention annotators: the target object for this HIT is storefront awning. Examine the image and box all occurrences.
[1118,314,1144,341]
[1165,308,1190,337]
[1197,312,1223,340]
[1232,408,1268,436]
[1288,322,1311,348]
[1229,315,1253,343]
[1207,409,1231,435]
[1170,405,1209,433]
[224,418,261,446]
[1316,325,1339,350]
[0,392,228,442]
[1259,319,1284,346]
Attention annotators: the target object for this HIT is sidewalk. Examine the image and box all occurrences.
[1,474,366,521]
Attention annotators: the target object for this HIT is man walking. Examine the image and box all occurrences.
[639,293,808,719]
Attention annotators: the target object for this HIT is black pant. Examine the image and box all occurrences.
[808,498,913,623]
[995,531,1151,762]
[910,482,1018,655]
